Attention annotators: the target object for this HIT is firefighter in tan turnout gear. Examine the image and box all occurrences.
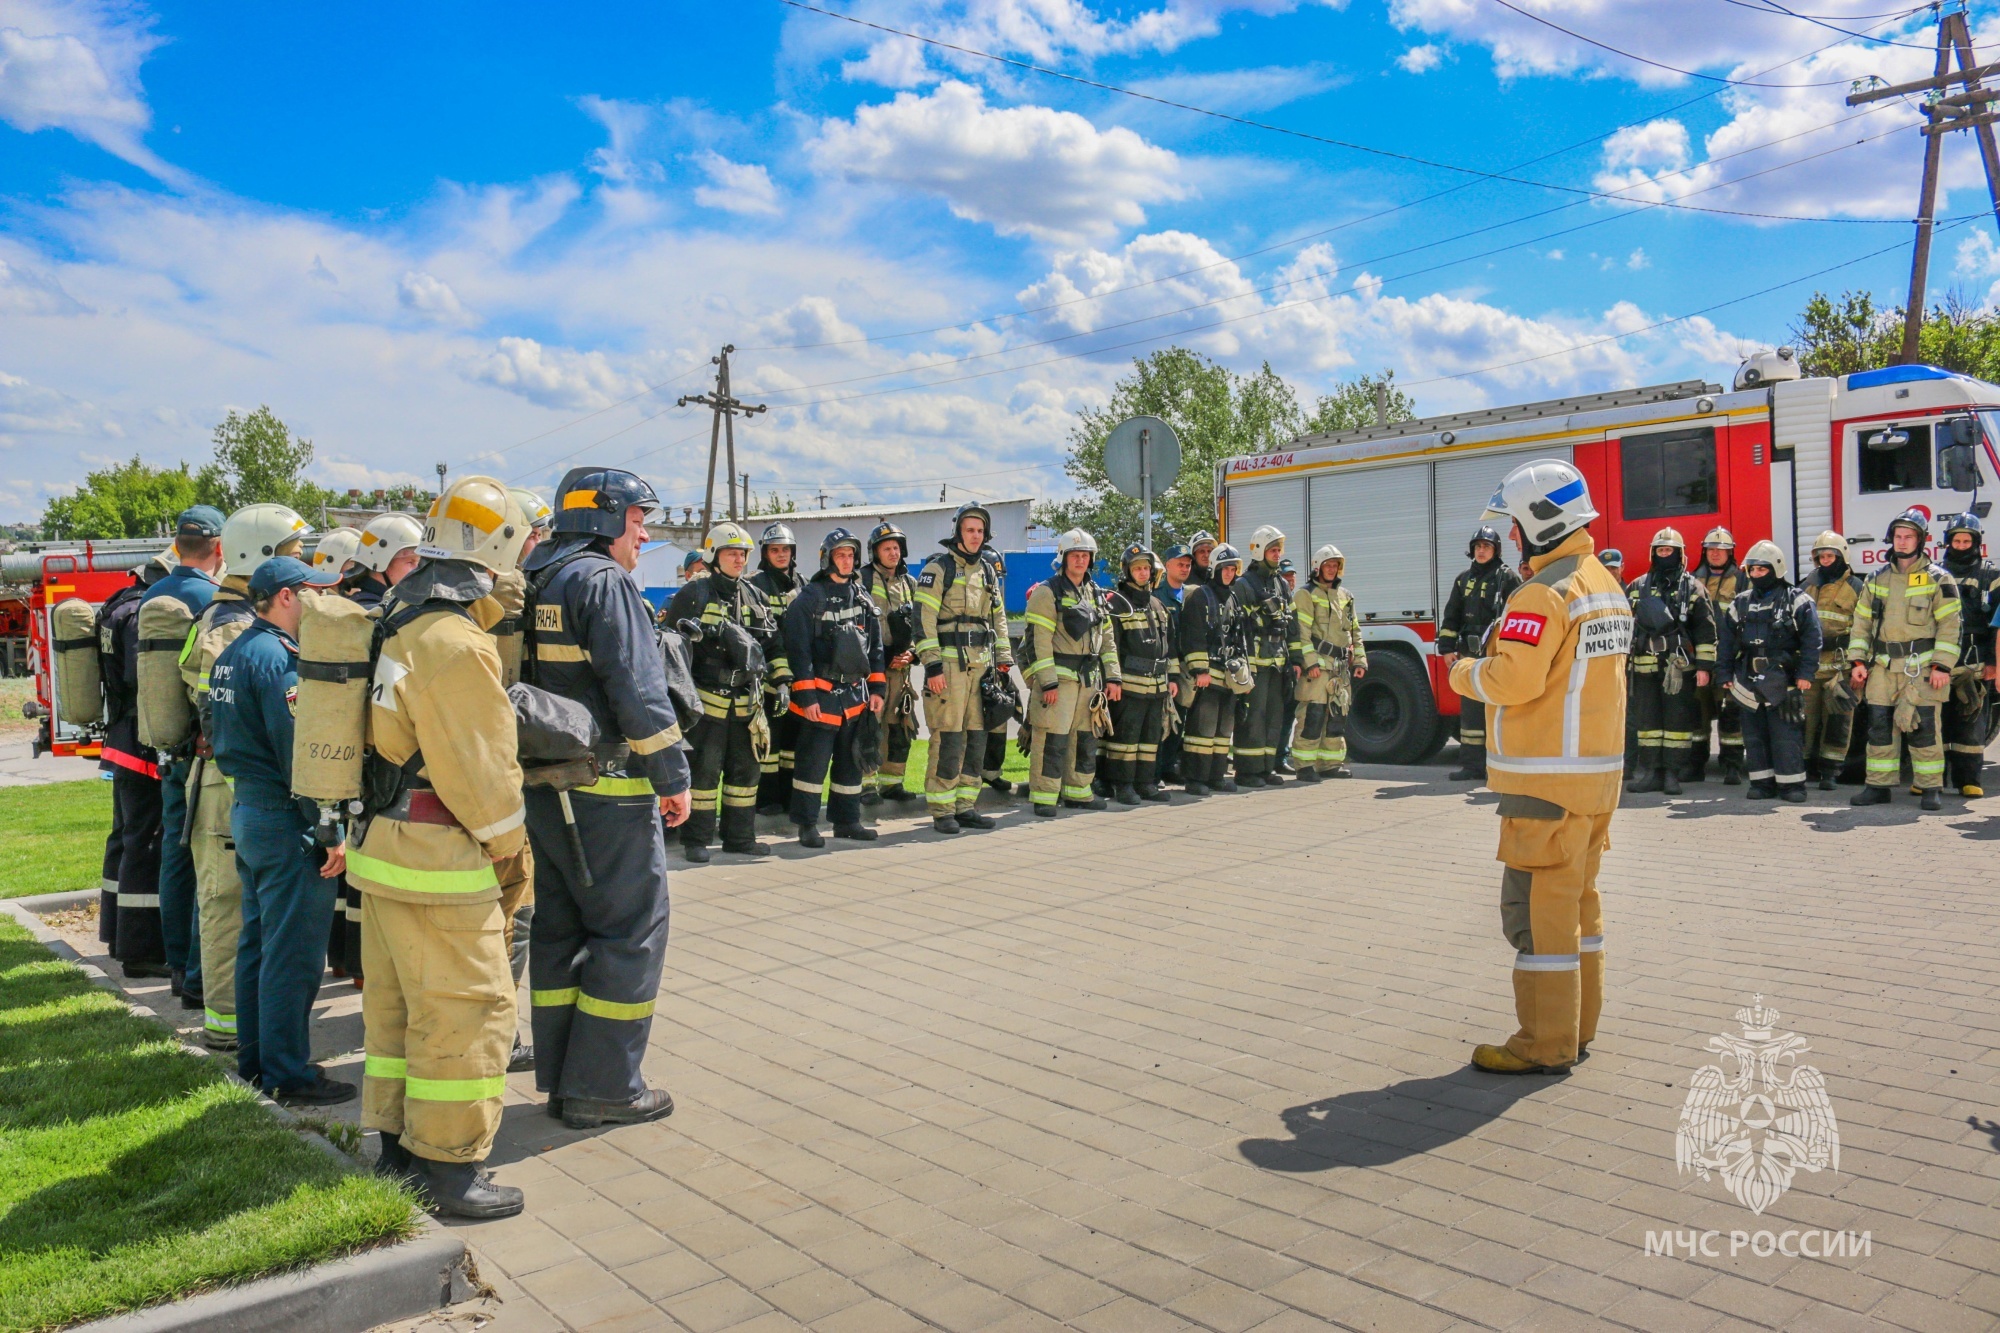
[1291,544,1366,780]
[916,502,1012,834]
[1449,459,1631,1074]
[1848,506,1963,810]
[1801,531,1866,789]
[1023,529,1121,816]
[352,476,533,1219]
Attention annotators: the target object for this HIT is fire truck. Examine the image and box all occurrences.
[3,539,168,758]
[1216,351,2000,764]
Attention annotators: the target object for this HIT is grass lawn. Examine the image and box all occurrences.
[899,736,1030,789]
[0,912,416,1332]
[0,678,38,739]
[0,780,114,901]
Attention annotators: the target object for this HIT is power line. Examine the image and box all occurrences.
[1714,0,1938,50]
[504,403,696,484]
[1483,0,1930,76]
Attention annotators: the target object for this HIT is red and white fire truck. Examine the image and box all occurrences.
[3,539,167,759]
[1216,352,2000,763]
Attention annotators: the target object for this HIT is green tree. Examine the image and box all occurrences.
[1036,348,1409,557]
[1303,370,1414,435]
[196,406,334,517]
[1790,288,2000,381]
[41,456,200,540]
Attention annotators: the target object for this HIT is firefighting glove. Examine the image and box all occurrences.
[1778,689,1804,724]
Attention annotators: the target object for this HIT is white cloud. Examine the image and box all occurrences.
[0,1,182,182]
[808,81,1185,243]
[0,368,99,440]
[464,337,638,411]
[398,271,466,320]
[1602,119,1688,171]
[1396,44,1443,74]
[1130,63,1344,112]
[691,150,781,216]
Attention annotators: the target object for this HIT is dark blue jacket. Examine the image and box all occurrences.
[141,564,219,619]
[1716,581,1822,691]
[209,617,301,809]
[781,571,885,722]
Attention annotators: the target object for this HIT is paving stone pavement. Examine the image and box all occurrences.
[235,764,2000,1330]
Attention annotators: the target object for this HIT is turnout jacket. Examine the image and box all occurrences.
[97,579,151,776]
[1805,565,1866,672]
[1294,576,1366,675]
[781,570,886,721]
[350,579,525,906]
[1846,559,1963,670]
[1437,560,1520,656]
[1626,567,1716,674]
[1023,574,1120,692]
[862,561,920,662]
[1941,552,2000,668]
[664,571,776,720]
[1448,530,1633,814]
[1177,580,1234,677]
[525,538,690,797]
[1229,560,1302,667]
[1108,578,1176,696]
[1697,559,1741,608]
[915,543,1012,675]
[750,561,803,694]
[1716,581,1822,691]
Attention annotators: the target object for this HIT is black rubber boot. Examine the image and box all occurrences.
[375,1134,422,1187]
[931,815,962,835]
[1214,777,1239,793]
[1722,756,1745,786]
[1113,785,1141,806]
[1448,766,1482,782]
[1819,774,1838,791]
[170,968,185,998]
[797,824,825,849]
[1746,779,1777,800]
[181,980,204,1010]
[1137,783,1172,802]
[722,840,772,857]
[1262,772,1285,787]
[955,809,995,830]
[1327,766,1353,779]
[755,802,786,817]
[508,1036,536,1072]
[859,787,882,807]
[1661,770,1682,796]
[887,786,920,803]
[1183,781,1210,796]
[1033,804,1058,818]
[1780,784,1807,804]
[414,1158,525,1219]
[1850,785,1892,807]
[986,777,1012,794]
[1626,767,1663,794]
[1294,768,1323,784]
[833,824,878,841]
[561,1087,675,1130]
[1921,787,1943,811]
[682,842,712,864]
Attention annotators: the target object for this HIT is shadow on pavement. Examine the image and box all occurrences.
[1950,815,2000,841]
[1238,1067,1559,1173]
[1968,1116,2000,1151]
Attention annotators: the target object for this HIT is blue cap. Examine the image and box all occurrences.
[1160,543,1191,562]
[176,505,225,539]
[681,549,706,572]
[248,555,338,599]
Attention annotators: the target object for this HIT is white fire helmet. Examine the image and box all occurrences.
[1056,528,1098,556]
[1649,526,1686,552]
[420,475,530,574]
[1247,524,1285,562]
[1703,526,1736,549]
[509,487,553,532]
[1811,530,1848,559]
[1312,543,1344,569]
[222,503,311,575]
[1742,539,1787,582]
[1481,459,1598,550]
[706,521,753,556]
[355,512,424,574]
[311,526,363,574]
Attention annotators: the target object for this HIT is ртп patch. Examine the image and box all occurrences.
[1498,611,1547,645]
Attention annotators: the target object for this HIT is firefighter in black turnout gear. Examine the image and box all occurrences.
[1625,528,1716,795]
[1716,541,1821,802]
[1105,545,1177,804]
[751,524,804,815]
[99,554,174,975]
[523,468,692,1129]
[860,522,921,804]
[665,522,776,862]
[1438,525,1520,782]
[1178,544,1243,794]
[782,530,887,846]
[1230,526,1300,786]
[1939,512,1999,796]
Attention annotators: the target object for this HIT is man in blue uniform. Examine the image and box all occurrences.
[524,468,693,1129]
[782,528,886,847]
[139,505,225,1008]
[209,556,353,1104]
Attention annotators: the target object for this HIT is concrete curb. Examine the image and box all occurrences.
[0,898,474,1332]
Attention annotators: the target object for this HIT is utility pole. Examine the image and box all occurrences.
[1849,9,2000,363]
[677,345,767,543]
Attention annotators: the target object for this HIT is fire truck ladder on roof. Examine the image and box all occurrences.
[1293,379,1724,450]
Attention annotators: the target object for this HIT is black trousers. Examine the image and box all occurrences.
[756,697,798,810]
[793,713,869,828]
[109,767,164,966]
[981,724,1009,780]
[1942,682,1990,789]
[1105,691,1167,788]
[1183,683,1237,784]
[526,789,670,1105]
[1628,669,1700,776]
[685,712,762,849]
[1741,704,1806,785]
[99,784,126,945]
[1233,666,1287,780]
[1277,692,1297,768]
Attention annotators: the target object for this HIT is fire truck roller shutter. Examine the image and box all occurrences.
[1224,477,1304,555]
[1431,447,1571,613]
[1308,465,1432,620]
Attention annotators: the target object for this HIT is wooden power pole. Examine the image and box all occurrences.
[1849,9,2000,363]
[678,345,766,544]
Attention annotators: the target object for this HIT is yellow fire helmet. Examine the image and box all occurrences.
[1649,526,1686,552]
[420,476,530,574]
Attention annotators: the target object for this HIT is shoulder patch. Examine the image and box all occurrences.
[1497,611,1548,645]
[1908,570,1932,588]
[918,569,938,586]
[285,683,298,716]
[535,604,562,633]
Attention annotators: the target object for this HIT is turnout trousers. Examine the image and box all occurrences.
[1181,681,1238,785]
[874,666,915,792]
[1104,689,1167,789]
[1028,677,1099,807]
[191,761,241,1045]
[109,766,165,967]
[233,801,336,1094]
[1232,666,1287,781]
[1292,668,1350,772]
[1802,665,1857,775]
[1694,679,1743,776]
[756,690,799,811]
[922,658,991,816]
[793,712,868,830]
[158,755,200,986]
[1739,701,1806,788]
[1496,798,1609,1069]
[361,893,514,1165]
[1862,661,1948,790]
[1458,697,1489,774]
[99,789,125,940]
[526,788,670,1105]
[1942,667,1990,791]
[1627,668,1699,779]
[684,709,762,850]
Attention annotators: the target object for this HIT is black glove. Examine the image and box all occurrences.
[1778,689,1804,724]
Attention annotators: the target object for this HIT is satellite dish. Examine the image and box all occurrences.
[1103,416,1181,500]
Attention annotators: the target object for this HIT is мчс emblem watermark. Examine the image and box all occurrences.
[1644,996,1869,1260]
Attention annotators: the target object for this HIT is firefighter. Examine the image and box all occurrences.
[1293,544,1366,780]
[523,468,693,1128]
[139,505,226,1009]
[1694,527,1744,782]
[346,513,424,609]
[349,476,533,1218]
[1155,543,1193,784]
[312,526,363,579]
[1438,524,1520,782]
[783,529,887,846]
[184,503,310,1050]
[979,549,1019,796]
[682,549,707,581]
[1187,532,1217,588]
[916,502,1011,834]
[664,523,776,862]
[1802,532,1866,789]
[1600,549,1624,580]
[1449,459,1629,1074]
[1229,525,1300,787]
[1623,528,1715,796]
[1849,507,1962,810]
[1178,543,1242,795]
[98,551,172,977]
[501,487,551,1074]
[1105,545,1176,803]
[1275,558,1301,775]
[1939,512,1999,796]
[751,523,804,815]
[1023,530,1120,815]
[208,555,352,1104]
[860,521,920,805]
[1716,541,1820,802]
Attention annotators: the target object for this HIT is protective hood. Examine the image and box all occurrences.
[397,557,495,607]
[1649,552,1684,581]
[1944,546,1983,577]
[1815,553,1849,582]
[1748,567,1781,593]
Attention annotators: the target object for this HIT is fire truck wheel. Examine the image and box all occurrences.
[1348,647,1443,765]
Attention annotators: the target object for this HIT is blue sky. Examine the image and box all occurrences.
[2,0,1995,522]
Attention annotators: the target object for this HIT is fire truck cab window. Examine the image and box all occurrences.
[1857,423,1932,494]
[1620,427,1718,520]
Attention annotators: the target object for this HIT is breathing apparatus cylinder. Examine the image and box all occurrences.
[51,598,103,726]
[291,592,376,804]
[135,596,198,749]
[492,567,526,688]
